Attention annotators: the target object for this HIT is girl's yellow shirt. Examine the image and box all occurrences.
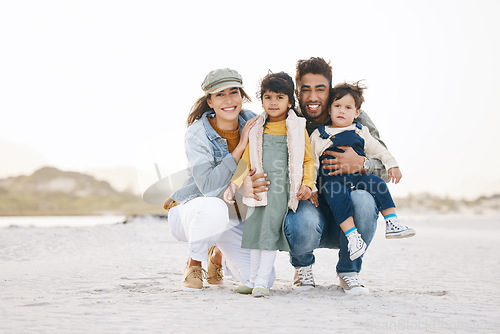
[232,119,315,191]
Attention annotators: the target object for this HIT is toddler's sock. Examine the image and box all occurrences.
[384,213,398,224]
[345,226,358,236]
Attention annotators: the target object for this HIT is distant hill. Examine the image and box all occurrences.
[0,167,163,216]
[1,167,498,216]
[394,193,500,214]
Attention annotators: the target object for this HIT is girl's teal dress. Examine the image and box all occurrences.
[241,133,290,251]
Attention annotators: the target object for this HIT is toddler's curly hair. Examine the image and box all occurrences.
[331,81,366,110]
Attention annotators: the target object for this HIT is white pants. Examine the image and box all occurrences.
[168,197,275,287]
[250,249,276,288]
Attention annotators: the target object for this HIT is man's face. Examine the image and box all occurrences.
[297,73,330,122]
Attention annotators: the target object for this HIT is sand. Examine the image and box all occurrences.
[1,213,499,333]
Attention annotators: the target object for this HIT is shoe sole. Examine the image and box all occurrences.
[181,286,203,292]
[235,286,253,294]
[252,288,269,297]
[343,287,370,296]
[252,292,269,298]
[292,285,315,291]
[349,243,367,261]
[386,229,416,239]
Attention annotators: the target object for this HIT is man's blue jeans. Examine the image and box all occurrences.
[283,190,379,274]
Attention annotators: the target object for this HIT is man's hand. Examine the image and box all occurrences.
[240,168,269,201]
[388,167,402,184]
[296,186,312,201]
[322,146,364,176]
[309,191,319,207]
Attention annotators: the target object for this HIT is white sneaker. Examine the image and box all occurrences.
[293,265,315,290]
[346,230,366,261]
[385,218,416,239]
[338,274,370,295]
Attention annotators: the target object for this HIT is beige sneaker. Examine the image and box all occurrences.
[338,274,369,295]
[252,286,270,298]
[182,266,206,291]
[235,284,254,294]
[293,265,315,290]
[206,245,223,285]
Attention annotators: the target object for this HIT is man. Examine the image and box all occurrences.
[245,57,387,295]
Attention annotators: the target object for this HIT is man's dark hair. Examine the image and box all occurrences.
[295,57,333,88]
[331,81,366,110]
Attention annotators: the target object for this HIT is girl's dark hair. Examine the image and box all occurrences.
[186,88,251,126]
[259,71,296,110]
[331,81,367,110]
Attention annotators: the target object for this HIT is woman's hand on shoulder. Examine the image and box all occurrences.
[232,117,258,162]
[238,116,258,147]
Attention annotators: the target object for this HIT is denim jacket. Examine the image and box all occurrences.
[171,109,257,204]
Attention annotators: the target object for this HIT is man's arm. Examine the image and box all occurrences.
[367,158,388,182]
[356,110,389,181]
[356,110,387,148]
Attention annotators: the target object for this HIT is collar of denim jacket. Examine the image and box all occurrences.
[201,109,257,141]
[201,111,220,141]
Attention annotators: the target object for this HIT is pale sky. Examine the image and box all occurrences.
[1,0,499,199]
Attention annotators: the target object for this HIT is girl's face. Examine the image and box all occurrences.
[207,87,243,123]
[330,94,361,127]
[262,90,291,122]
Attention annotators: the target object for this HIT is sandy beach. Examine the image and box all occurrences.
[1,213,499,333]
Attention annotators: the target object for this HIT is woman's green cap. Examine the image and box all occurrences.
[201,68,244,94]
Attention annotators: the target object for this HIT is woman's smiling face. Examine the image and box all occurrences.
[207,87,243,123]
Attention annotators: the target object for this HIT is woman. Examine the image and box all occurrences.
[165,68,271,291]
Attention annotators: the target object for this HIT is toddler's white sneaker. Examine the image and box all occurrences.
[385,217,416,239]
[346,230,366,261]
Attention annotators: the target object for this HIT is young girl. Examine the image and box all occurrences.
[310,81,415,261]
[224,71,314,297]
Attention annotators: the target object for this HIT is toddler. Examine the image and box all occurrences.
[310,82,415,261]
